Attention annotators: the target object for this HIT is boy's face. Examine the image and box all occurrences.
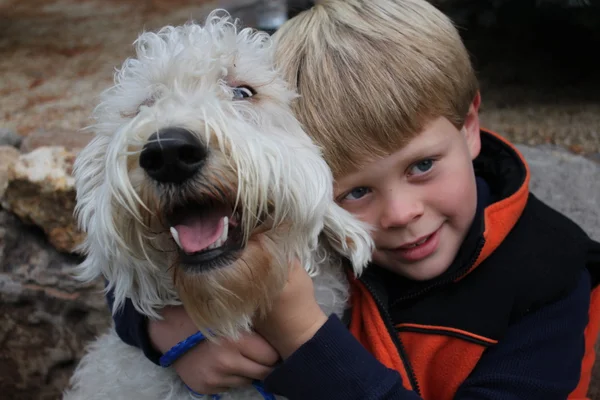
[334,100,481,280]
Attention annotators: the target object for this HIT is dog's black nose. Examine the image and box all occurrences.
[139,128,207,184]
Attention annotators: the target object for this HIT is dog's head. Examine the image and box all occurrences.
[74,11,372,337]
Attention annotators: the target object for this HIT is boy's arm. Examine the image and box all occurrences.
[263,269,590,400]
[259,262,421,399]
[105,287,163,365]
[264,314,421,399]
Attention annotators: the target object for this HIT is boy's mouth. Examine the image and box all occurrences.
[398,232,435,249]
[392,227,441,262]
[398,235,431,249]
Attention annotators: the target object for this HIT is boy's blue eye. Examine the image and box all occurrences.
[409,159,434,175]
[344,187,371,201]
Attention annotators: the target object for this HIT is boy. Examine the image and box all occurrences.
[107,0,600,398]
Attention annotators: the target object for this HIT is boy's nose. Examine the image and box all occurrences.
[379,196,424,229]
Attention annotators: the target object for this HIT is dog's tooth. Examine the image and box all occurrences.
[222,216,229,240]
[205,218,229,251]
[170,227,182,249]
[208,238,223,250]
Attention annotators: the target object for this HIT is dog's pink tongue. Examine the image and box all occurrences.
[175,213,225,254]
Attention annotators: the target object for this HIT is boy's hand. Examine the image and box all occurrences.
[254,259,328,359]
[149,306,279,394]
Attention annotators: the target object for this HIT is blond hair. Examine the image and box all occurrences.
[274,0,479,177]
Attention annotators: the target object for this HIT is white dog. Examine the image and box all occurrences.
[64,11,373,400]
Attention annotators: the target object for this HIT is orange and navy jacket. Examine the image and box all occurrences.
[264,129,600,400]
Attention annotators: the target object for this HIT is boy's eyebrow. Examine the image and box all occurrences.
[334,170,372,193]
[401,138,449,160]
[399,125,459,157]
[334,134,453,192]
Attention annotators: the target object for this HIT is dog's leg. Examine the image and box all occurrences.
[65,327,286,400]
[63,327,187,400]
[322,204,373,276]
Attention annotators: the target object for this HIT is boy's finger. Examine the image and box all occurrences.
[231,358,274,381]
[223,375,255,387]
[238,334,280,366]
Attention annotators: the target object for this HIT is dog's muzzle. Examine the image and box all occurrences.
[139,127,243,271]
[139,127,207,184]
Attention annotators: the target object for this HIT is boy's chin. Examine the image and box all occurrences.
[373,252,452,281]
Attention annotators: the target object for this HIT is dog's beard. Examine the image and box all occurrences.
[172,231,288,338]
[127,158,291,338]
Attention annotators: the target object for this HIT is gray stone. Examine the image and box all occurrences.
[517,144,600,241]
[0,128,23,149]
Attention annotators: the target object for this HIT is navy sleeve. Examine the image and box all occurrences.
[264,315,421,399]
[105,287,163,365]
[264,270,590,400]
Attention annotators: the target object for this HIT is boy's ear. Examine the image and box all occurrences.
[464,91,482,160]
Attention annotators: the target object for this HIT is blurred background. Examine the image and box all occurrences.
[0,0,598,399]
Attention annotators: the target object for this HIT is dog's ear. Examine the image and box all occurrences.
[322,203,373,276]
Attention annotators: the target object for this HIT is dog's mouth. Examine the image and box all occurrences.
[166,202,243,271]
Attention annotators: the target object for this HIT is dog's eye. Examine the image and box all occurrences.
[232,86,255,100]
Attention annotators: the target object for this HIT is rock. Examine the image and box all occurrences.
[0,146,84,253]
[20,129,94,154]
[0,146,21,200]
[0,128,23,148]
[517,144,600,241]
[0,209,110,400]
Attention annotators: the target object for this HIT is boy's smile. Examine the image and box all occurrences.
[335,111,481,281]
[389,225,441,263]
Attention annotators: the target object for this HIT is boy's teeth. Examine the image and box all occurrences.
[170,227,182,249]
[408,236,429,248]
[207,216,229,250]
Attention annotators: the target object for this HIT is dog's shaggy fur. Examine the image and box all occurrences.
[64,11,373,400]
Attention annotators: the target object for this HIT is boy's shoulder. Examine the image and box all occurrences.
[476,130,595,308]
[484,192,594,318]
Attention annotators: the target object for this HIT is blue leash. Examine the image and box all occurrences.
[160,331,276,400]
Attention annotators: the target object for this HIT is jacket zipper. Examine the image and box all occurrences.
[357,237,487,397]
[360,278,422,397]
